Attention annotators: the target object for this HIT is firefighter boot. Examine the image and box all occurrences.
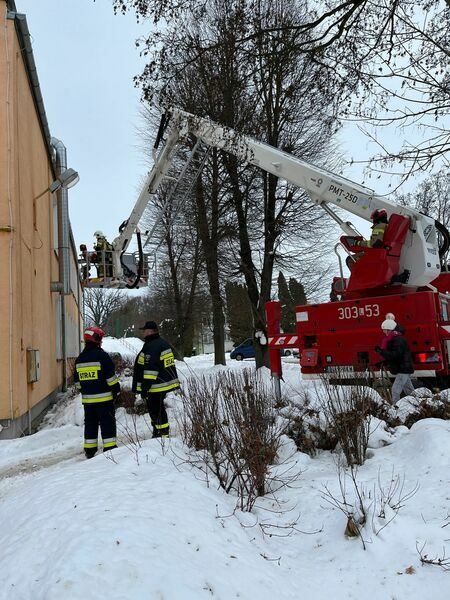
[103,444,118,452]
[152,423,170,438]
[85,448,97,459]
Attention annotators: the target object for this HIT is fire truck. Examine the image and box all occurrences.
[79,108,450,388]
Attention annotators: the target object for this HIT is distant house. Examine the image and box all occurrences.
[0,0,83,438]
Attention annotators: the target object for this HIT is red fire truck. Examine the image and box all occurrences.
[266,216,450,389]
[80,108,450,388]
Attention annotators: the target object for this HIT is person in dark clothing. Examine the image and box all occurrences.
[132,320,180,438]
[375,318,414,403]
[380,312,406,354]
[74,326,120,458]
[79,244,97,280]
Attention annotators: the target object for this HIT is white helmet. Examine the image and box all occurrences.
[94,230,104,237]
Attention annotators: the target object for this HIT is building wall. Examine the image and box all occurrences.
[0,3,82,437]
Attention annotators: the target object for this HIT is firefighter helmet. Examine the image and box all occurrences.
[94,230,104,237]
[370,208,388,222]
[84,326,106,344]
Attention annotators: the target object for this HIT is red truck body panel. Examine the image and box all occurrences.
[267,281,450,384]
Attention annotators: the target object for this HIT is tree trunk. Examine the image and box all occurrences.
[193,151,226,365]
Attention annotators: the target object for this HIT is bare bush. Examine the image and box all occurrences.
[417,542,450,572]
[401,394,450,428]
[318,372,372,466]
[177,369,286,511]
[286,393,337,456]
[116,411,145,464]
[116,389,147,416]
[322,461,418,549]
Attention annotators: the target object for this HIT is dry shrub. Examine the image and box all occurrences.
[367,398,401,428]
[402,394,450,428]
[115,389,147,415]
[287,409,337,455]
[177,369,284,511]
[221,371,280,498]
[322,461,418,549]
[319,371,372,466]
[178,375,221,454]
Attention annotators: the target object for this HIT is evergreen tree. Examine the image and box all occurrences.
[289,278,307,307]
[277,272,292,333]
[225,282,253,345]
[277,272,307,332]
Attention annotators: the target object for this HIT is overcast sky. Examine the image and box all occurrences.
[17,0,147,248]
[17,0,423,251]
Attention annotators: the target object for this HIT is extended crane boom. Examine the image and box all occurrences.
[163,109,441,288]
[81,106,450,389]
[81,107,444,290]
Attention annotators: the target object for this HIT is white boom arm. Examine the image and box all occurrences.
[113,108,442,288]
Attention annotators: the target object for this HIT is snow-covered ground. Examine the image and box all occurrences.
[102,336,143,359]
[1,350,449,599]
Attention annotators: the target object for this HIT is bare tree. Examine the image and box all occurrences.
[396,168,450,228]
[213,0,338,366]
[140,173,209,358]
[114,0,341,367]
[83,288,125,330]
[113,0,450,177]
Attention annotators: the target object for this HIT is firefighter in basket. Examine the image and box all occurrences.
[94,230,114,278]
[346,209,388,271]
[79,244,97,280]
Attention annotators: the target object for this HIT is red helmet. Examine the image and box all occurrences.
[84,326,106,344]
[371,208,388,221]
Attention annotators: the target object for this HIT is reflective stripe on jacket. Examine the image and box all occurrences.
[74,343,120,403]
[132,333,180,395]
[360,222,387,248]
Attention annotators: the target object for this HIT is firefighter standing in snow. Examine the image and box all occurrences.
[74,327,120,458]
[375,318,415,404]
[132,320,180,438]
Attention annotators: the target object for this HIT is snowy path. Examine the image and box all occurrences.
[0,447,83,481]
[1,355,450,599]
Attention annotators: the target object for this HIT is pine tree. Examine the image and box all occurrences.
[277,272,307,332]
[289,278,307,306]
[225,282,253,344]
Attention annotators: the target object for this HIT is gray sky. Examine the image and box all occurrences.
[17,0,431,251]
[17,0,147,248]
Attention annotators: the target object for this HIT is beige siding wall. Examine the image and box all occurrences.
[0,3,82,429]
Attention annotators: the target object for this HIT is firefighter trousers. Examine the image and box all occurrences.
[83,400,117,458]
[145,391,170,437]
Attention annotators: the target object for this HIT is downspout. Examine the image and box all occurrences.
[73,230,82,354]
[4,7,14,428]
[51,138,71,392]
[77,263,82,354]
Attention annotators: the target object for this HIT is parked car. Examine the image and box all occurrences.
[230,339,299,360]
[230,338,255,360]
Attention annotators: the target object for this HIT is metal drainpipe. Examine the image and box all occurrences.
[51,138,71,392]
[76,266,82,355]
